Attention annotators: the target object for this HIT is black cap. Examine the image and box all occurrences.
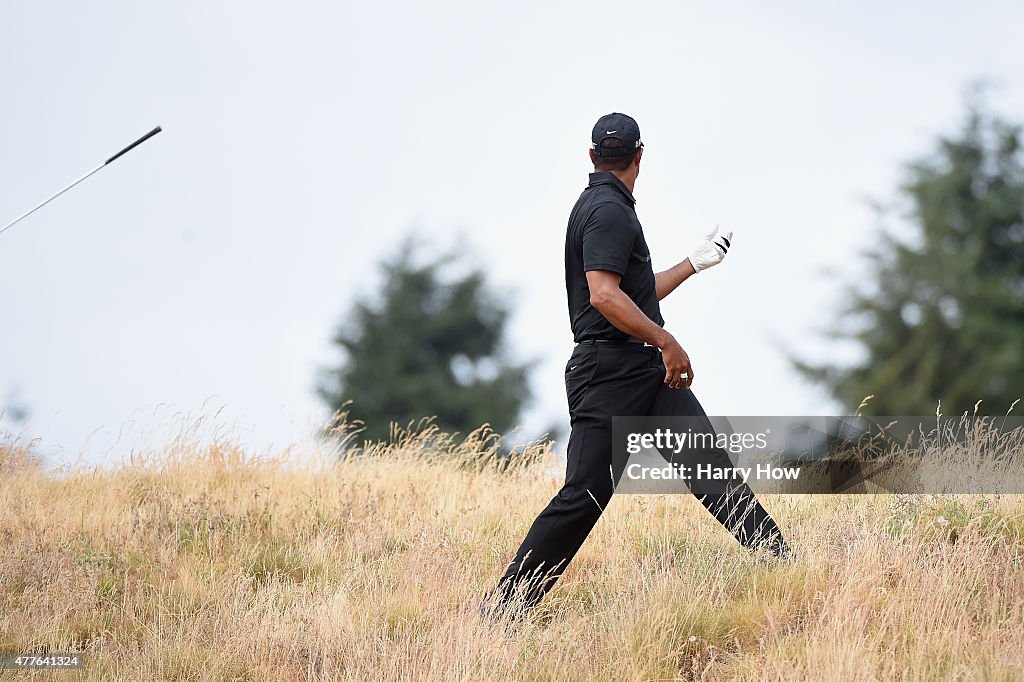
[591,112,643,157]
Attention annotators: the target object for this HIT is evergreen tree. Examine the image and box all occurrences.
[797,96,1024,415]
[318,237,533,441]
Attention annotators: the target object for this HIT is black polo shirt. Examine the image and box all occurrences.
[564,172,664,343]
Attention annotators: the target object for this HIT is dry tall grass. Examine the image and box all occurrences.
[2,419,1023,681]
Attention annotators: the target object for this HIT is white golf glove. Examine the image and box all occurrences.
[688,225,733,273]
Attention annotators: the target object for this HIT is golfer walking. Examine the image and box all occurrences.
[487,113,791,617]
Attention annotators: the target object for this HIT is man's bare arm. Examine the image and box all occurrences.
[655,258,696,300]
[586,269,693,389]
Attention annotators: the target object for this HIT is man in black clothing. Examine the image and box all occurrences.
[487,112,791,617]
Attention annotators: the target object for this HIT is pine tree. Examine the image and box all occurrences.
[318,237,533,441]
[797,96,1024,415]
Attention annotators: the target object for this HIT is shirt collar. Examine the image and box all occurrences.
[587,171,636,206]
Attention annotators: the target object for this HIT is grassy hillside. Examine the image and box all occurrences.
[2,422,1023,681]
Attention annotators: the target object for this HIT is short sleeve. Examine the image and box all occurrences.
[582,202,637,276]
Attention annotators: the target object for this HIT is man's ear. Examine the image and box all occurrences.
[589,148,597,166]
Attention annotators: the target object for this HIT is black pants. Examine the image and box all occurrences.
[494,342,788,608]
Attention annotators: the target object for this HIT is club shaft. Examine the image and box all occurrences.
[0,163,105,236]
[0,125,162,237]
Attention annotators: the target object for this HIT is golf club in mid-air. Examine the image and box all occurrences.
[0,125,163,238]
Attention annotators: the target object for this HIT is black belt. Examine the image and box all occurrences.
[577,337,649,346]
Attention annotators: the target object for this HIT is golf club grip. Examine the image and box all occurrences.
[105,126,162,165]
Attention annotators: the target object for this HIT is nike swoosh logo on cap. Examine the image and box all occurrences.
[606,130,617,134]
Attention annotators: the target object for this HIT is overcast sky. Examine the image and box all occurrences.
[2,1,1022,467]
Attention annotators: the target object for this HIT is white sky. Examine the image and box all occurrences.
[2,1,1022,467]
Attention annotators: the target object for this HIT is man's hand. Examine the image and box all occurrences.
[687,225,733,273]
[658,332,693,389]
